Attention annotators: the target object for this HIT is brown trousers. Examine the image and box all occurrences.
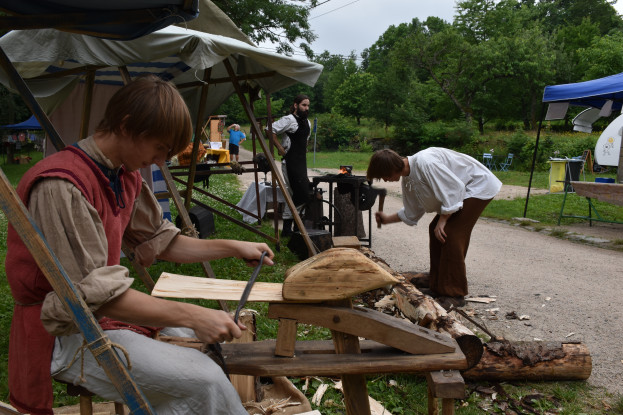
[428,197,492,297]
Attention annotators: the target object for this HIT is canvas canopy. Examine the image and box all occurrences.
[0,25,323,126]
[0,0,199,40]
[0,115,42,130]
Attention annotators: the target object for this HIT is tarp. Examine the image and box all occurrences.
[542,72,623,111]
[0,25,323,123]
[0,0,199,40]
[0,115,42,130]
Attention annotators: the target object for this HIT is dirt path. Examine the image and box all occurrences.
[237,149,623,396]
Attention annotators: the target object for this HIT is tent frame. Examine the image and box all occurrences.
[0,3,316,413]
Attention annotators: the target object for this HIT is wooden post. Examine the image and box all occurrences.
[0,46,65,152]
[185,68,211,211]
[426,371,465,415]
[79,69,95,140]
[329,299,371,415]
[159,164,228,311]
[274,318,297,357]
[223,58,317,258]
[229,311,259,403]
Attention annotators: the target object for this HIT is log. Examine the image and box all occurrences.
[361,248,484,369]
[462,340,592,381]
[282,248,398,302]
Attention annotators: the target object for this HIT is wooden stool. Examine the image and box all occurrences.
[426,370,465,415]
[63,382,125,415]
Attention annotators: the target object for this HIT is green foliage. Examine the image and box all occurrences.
[333,72,375,124]
[416,120,476,152]
[0,85,30,126]
[213,0,317,57]
[316,113,360,150]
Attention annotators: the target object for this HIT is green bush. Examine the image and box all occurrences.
[316,113,359,150]
[420,120,476,149]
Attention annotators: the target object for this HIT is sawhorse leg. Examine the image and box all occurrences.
[426,370,465,415]
[330,299,371,415]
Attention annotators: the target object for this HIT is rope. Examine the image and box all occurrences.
[65,337,134,383]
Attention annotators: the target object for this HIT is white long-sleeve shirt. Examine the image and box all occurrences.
[398,147,502,226]
[271,113,311,155]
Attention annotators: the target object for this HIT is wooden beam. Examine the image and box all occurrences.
[184,68,211,210]
[268,303,456,355]
[175,71,277,89]
[219,339,467,377]
[0,46,65,152]
[222,58,317,258]
[79,70,95,139]
[158,165,228,311]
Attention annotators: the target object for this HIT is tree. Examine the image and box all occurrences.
[333,72,374,124]
[213,0,318,57]
[579,31,623,79]
[321,54,358,111]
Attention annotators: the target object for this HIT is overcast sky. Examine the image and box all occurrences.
[267,0,623,60]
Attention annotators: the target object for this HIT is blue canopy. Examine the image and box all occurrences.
[542,72,623,111]
[0,0,199,40]
[0,115,42,130]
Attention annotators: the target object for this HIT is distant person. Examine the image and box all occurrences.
[269,94,312,237]
[226,123,246,162]
[367,147,502,309]
[5,75,273,414]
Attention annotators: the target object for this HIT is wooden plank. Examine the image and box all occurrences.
[268,303,456,355]
[220,339,467,377]
[570,181,623,206]
[152,272,286,302]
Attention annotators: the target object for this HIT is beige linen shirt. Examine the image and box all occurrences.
[29,137,180,335]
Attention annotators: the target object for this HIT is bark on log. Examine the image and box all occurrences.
[361,248,483,369]
[463,341,592,381]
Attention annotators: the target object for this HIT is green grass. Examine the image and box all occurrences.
[0,150,621,413]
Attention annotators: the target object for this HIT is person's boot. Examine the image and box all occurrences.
[281,219,293,237]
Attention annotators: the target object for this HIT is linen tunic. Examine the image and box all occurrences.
[7,137,247,414]
[397,147,502,226]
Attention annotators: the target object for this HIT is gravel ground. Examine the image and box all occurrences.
[237,148,623,397]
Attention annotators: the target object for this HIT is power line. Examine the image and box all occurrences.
[310,0,361,19]
[309,0,334,9]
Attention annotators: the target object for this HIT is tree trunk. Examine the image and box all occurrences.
[463,341,591,381]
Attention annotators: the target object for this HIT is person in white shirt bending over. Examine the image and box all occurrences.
[367,147,502,309]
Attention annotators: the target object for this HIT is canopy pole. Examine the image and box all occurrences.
[265,92,281,240]
[79,69,95,139]
[185,68,211,211]
[523,102,546,217]
[223,58,317,258]
[0,45,65,151]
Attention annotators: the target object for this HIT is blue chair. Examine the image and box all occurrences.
[482,153,496,170]
[498,153,514,171]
